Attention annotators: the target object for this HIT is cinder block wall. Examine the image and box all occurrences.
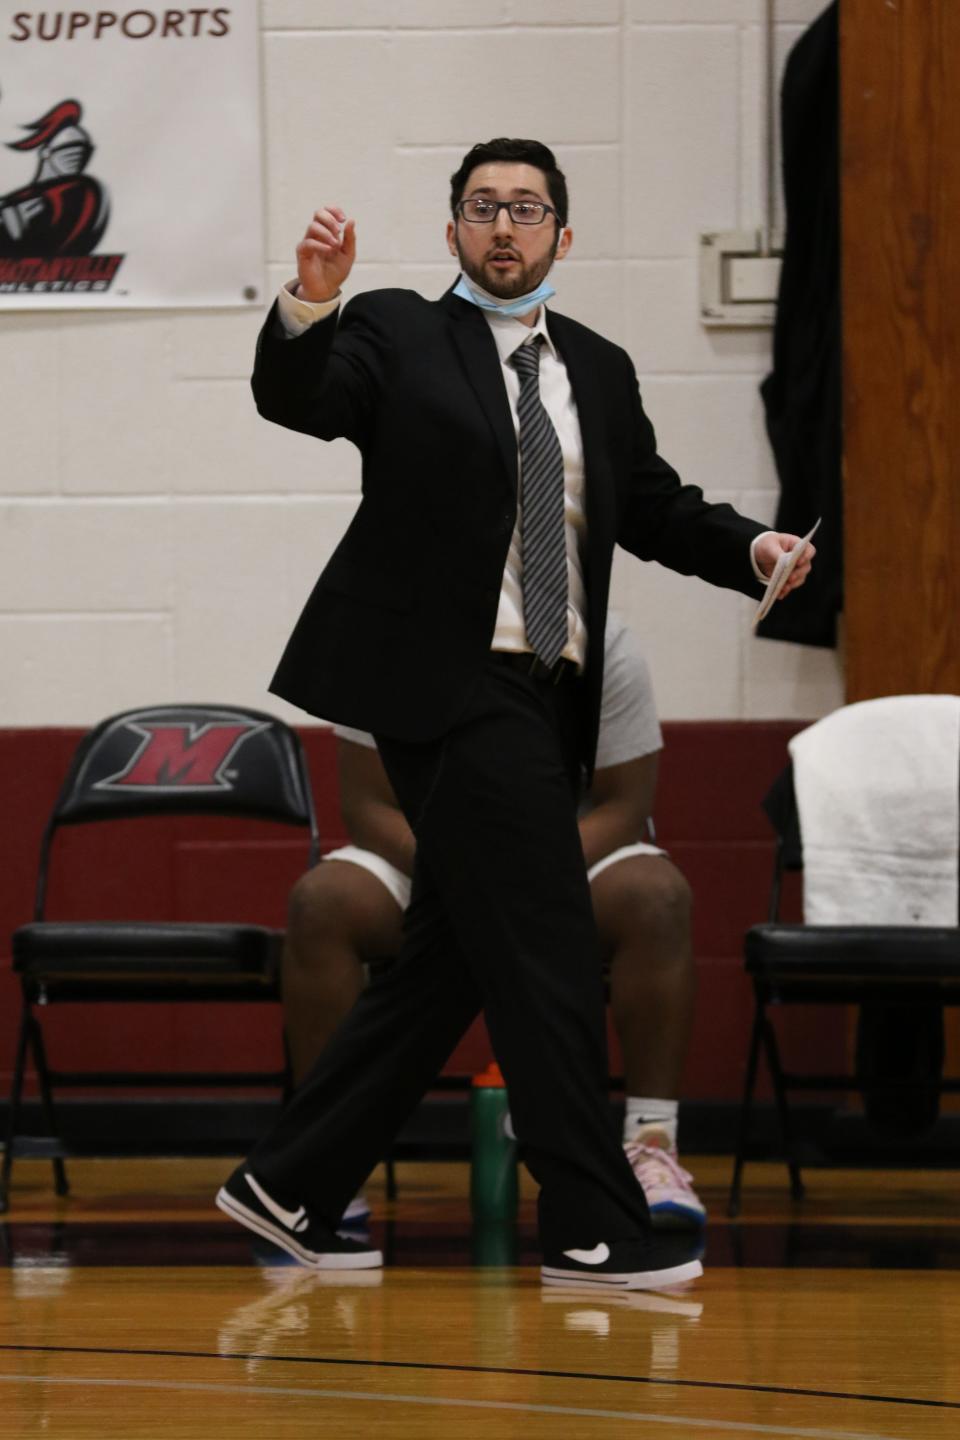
[0,0,841,727]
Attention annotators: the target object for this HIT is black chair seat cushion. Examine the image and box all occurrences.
[746,924,960,979]
[12,921,282,986]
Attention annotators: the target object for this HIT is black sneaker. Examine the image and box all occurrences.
[215,1165,382,1271]
[541,1234,703,1291]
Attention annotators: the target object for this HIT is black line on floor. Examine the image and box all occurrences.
[1,1342,957,1411]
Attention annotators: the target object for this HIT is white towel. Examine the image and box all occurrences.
[789,695,960,926]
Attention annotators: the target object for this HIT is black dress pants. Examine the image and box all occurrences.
[249,657,651,1252]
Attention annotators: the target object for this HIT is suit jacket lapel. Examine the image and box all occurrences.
[548,311,616,567]
[440,289,518,495]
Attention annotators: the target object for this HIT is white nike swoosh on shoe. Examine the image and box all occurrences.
[245,1172,307,1232]
[562,1243,611,1266]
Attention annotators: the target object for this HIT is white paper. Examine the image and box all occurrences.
[752,518,821,627]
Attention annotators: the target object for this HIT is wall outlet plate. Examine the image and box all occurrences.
[699,229,784,328]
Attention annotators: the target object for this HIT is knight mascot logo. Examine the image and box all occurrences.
[0,97,124,293]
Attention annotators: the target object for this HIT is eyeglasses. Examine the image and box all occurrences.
[456,198,559,226]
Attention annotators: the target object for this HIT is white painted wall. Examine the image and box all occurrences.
[0,0,842,726]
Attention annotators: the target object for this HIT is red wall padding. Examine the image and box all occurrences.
[0,721,845,1099]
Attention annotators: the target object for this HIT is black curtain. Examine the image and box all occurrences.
[757,1,841,647]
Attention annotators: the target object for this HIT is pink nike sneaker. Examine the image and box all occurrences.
[624,1130,707,1229]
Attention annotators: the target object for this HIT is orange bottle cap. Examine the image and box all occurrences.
[472,1062,506,1087]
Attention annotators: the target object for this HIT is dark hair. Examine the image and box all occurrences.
[449,138,568,226]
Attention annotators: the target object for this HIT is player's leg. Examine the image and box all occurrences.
[591,851,705,1227]
[282,852,405,1087]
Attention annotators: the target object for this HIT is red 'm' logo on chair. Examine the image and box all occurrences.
[97,721,267,791]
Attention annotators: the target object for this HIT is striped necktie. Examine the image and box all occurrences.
[510,336,569,668]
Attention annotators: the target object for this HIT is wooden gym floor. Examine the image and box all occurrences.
[1,1155,959,1438]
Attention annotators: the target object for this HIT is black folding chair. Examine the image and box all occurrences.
[728,724,960,1217]
[2,703,319,1212]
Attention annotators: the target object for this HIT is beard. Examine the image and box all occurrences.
[455,232,558,300]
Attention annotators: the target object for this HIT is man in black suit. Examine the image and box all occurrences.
[217,138,813,1290]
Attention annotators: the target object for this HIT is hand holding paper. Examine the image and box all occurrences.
[752,520,821,627]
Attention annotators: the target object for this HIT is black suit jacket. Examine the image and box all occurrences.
[253,286,765,773]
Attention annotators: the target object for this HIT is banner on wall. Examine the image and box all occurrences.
[0,6,263,308]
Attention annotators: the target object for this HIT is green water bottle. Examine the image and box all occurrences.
[470,1062,518,1222]
[471,1219,518,1267]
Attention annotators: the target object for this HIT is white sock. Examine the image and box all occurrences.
[623,1096,678,1149]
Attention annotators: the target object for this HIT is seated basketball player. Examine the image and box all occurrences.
[282,614,705,1228]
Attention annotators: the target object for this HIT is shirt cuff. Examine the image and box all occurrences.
[750,531,776,584]
[276,279,341,337]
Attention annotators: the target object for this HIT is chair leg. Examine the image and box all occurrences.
[385,1154,398,1202]
[762,1013,805,1201]
[28,1015,69,1198]
[728,1001,765,1218]
[0,1006,34,1214]
[280,1027,295,1106]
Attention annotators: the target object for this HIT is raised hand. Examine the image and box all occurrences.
[295,206,357,303]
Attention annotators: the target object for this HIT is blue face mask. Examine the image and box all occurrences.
[453,272,555,319]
